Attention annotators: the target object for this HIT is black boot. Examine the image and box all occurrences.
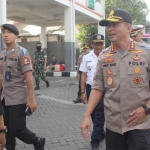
[34,83,40,90]
[34,137,45,150]
[73,97,81,103]
[45,80,49,88]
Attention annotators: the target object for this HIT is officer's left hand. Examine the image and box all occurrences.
[26,99,37,114]
[126,107,146,128]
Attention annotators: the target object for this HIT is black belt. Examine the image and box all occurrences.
[86,84,91,87]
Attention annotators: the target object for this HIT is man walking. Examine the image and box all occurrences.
[73,44,90,103]
[0,24,45,150]
[81,9,150,150]
[33,42,49,90]
[80,34,105,150]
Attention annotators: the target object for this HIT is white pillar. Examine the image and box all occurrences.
[64,0,75,71]
[40,27,47,50]
[98,23,105,36]
[0,0,6,50]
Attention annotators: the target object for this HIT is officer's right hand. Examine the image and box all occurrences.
[26,99,37,114]
[0,132,6,150]
[81,117,91,139]
[81,93,87,104]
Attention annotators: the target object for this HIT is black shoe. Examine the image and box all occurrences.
[34,86,40,90]
[73,97,81,103]
[100,131,106,141]
[46,81,49,88]
[92,146,99,150]
[34,137,45,150]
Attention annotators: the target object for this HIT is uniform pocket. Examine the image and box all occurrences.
[128,66,148,87]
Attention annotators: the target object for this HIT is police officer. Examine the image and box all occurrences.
[73,44,90,103]
[81,9,150,150]
[0,24,45,150]
[80,34,105,150]
[33,42,49,90]
[130,25,144,42]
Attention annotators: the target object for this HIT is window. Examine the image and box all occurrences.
[88,0,94,10]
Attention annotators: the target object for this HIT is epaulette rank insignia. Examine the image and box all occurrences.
[110,44,115,53]
[130,41,135,50]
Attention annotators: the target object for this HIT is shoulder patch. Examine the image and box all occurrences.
[22,48,27,56]
[146,45,150,50]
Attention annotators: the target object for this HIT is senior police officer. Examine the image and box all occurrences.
[73,44,90,103]
[0,24,45,150]
[130,25,144,42]
[33,42,49,90]
[80,34,105,150]
[81,9,150,150]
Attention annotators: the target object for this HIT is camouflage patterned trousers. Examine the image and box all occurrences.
[34,67,47,84]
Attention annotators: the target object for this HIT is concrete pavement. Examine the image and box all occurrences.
[13,77,106,150]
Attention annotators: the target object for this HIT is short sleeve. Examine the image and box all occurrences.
[44,51,47,58]
[92,58,105,91]
[18,49,33,73]
[79,55,87,72]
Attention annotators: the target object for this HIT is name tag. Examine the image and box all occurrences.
[9,58,17,61]
[103,63,116,67]
[129,62,145,66]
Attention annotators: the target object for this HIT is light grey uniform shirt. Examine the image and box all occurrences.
[0,43,32,106]
[92,40,150,134]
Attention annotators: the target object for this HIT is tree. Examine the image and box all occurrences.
[76,23,98,49]
[76,0,149,47]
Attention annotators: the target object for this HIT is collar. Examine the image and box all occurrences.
[91,50,98,58]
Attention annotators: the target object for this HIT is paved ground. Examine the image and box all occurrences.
[12,77,106,150]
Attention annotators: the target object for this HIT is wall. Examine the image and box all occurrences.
[47,42,65,64]
[17,41,80,66]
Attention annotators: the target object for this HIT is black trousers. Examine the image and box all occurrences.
[77,71,82,97]
[2,100,37,149]
[106,128,150,150]
[86,84,105,147]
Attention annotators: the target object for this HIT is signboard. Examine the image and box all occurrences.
[88,0,94,10]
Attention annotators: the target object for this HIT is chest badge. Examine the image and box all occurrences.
[12,53,16,57]
[134,67,140,74]
[133,55,141,61]
[134,77,141,84]
[104,58,114,63]
[106,69,112,75]
[106,77,114,86]
[130,50,143,54]
[87,66,91,71]
[105,53,114,57]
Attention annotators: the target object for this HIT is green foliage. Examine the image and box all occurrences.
[105,0,149,47]
[76,0,149,48]
[76,24,98,49]
[105,0,149,24]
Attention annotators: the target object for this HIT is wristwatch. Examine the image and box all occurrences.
[142,105,150,115]
[0,126,7,133]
